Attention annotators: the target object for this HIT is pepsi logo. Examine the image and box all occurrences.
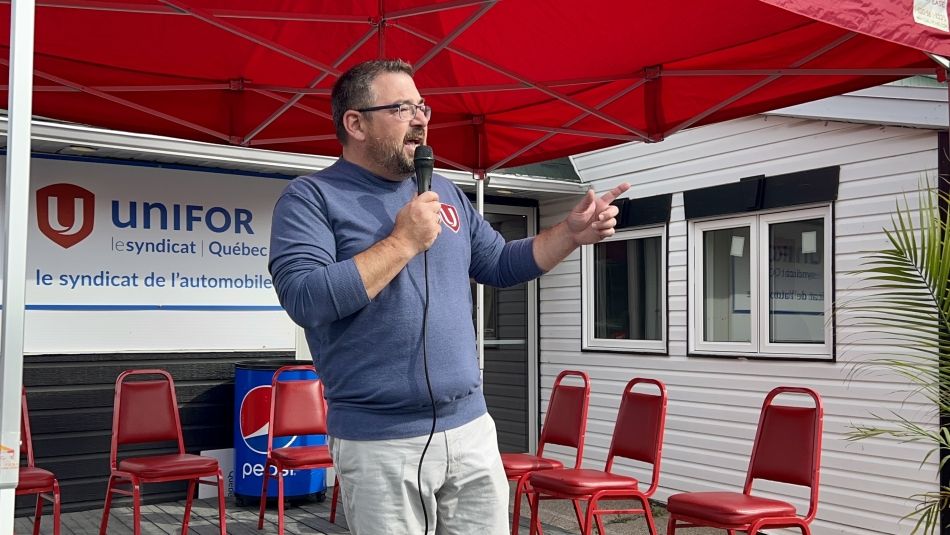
[439,203,460,233]
[240,385,297,455]
[36,183,95,248]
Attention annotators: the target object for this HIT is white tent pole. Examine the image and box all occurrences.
[476,171,485,372]
[474,116,486,374]
[0,0,36,529]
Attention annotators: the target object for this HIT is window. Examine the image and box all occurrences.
[582,226,666,352]
[689,206,832,358]
[470,281,498,339]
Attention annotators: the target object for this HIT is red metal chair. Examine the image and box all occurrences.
[527,377,668,535]
[503,369,591,535]
[99,369,226,535]
[257,364,339,535]
[16,388,61,535]
[666,386,823,535]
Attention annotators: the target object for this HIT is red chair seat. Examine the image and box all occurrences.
[17,466,56,491]
[501,453,564,476]
[667,491,797,524]
[529,468,638,496]
[119,453,219,479]
[270,445,332,467]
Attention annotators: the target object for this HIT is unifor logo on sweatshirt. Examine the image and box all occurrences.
[439,203,460,233]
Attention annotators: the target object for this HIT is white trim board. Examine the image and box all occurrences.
[768,84,947,129]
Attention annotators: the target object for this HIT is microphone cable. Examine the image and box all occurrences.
[412,145,437,535]
[417,222,437,535]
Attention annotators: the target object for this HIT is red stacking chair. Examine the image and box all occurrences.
[527,378,668,535]
[666,386,823,535]
[503,369,590,535]
[257,364,339,535]
[16,389,61,535]
[99,369,226,535]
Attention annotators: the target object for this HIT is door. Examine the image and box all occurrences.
[474,204,538,453]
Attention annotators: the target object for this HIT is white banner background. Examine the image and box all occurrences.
[3,156,301,353]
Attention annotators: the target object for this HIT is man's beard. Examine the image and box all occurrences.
[367,128,425,177]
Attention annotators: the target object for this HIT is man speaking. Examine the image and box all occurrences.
[269,58,629,534]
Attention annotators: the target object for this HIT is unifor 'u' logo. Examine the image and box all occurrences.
[36,183,95,248]
[439,203,460,233]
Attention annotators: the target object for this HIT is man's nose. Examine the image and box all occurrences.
[410,107,429,126]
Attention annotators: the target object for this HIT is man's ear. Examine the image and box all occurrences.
[343,110,367,142]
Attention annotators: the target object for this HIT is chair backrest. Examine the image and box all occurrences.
[110,369,186,468]
[20,389,34,467]
[744,386,823,522]
[268,365,326,452]
[537,370,590,468]
[604,378,667,496]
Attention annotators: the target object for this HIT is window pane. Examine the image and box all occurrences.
[469,282,498,339]
[703,227,751,342]
[593,236,662,341]
[769,219,824,343]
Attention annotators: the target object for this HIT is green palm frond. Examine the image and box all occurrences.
[842,176,950,534]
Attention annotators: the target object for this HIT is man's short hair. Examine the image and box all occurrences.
[332,59,414,144]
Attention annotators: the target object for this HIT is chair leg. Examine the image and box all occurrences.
[571,499,585,531]
[131,481,142,535]
[528,487,541,535]
[277,471,286,535]
[638,495,657,535]
[595,514,606,535]
[747,519,811,535]
[582,498,597,535]
[216,470,227,535]
[52,480,62,535]
[511,476,527,535]
[665,514,676,535]
[32,493,43,535]
[529,489,545,535]
[99,475,117,535]
[258,461,271,530]
[181,479,196,535]
[329,475,339,523]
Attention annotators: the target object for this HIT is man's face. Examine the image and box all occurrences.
[362,72,429,179]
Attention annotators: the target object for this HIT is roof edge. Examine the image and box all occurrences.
[0,117,588,196]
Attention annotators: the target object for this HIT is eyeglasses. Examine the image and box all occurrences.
[355,102,432,121]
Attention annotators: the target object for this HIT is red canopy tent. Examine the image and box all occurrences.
[0,0,944,173]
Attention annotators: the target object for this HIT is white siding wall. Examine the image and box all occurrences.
[538,115,940,535]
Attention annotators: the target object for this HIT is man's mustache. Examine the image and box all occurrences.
[404,128,426,142]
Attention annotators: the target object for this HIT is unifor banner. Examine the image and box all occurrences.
[28,157,284,307]
[0,155,303,353]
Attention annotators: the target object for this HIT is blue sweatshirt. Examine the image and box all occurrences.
[269,159,543,440]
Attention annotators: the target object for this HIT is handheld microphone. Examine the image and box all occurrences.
[414,145,434,194]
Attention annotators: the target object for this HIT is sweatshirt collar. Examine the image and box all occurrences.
[335,158,413,191]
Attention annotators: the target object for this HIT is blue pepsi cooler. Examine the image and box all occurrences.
[233,360,327,506]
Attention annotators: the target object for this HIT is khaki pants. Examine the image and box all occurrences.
[329,413,510,535]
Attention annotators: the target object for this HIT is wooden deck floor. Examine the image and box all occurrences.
[15,496,575,535]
